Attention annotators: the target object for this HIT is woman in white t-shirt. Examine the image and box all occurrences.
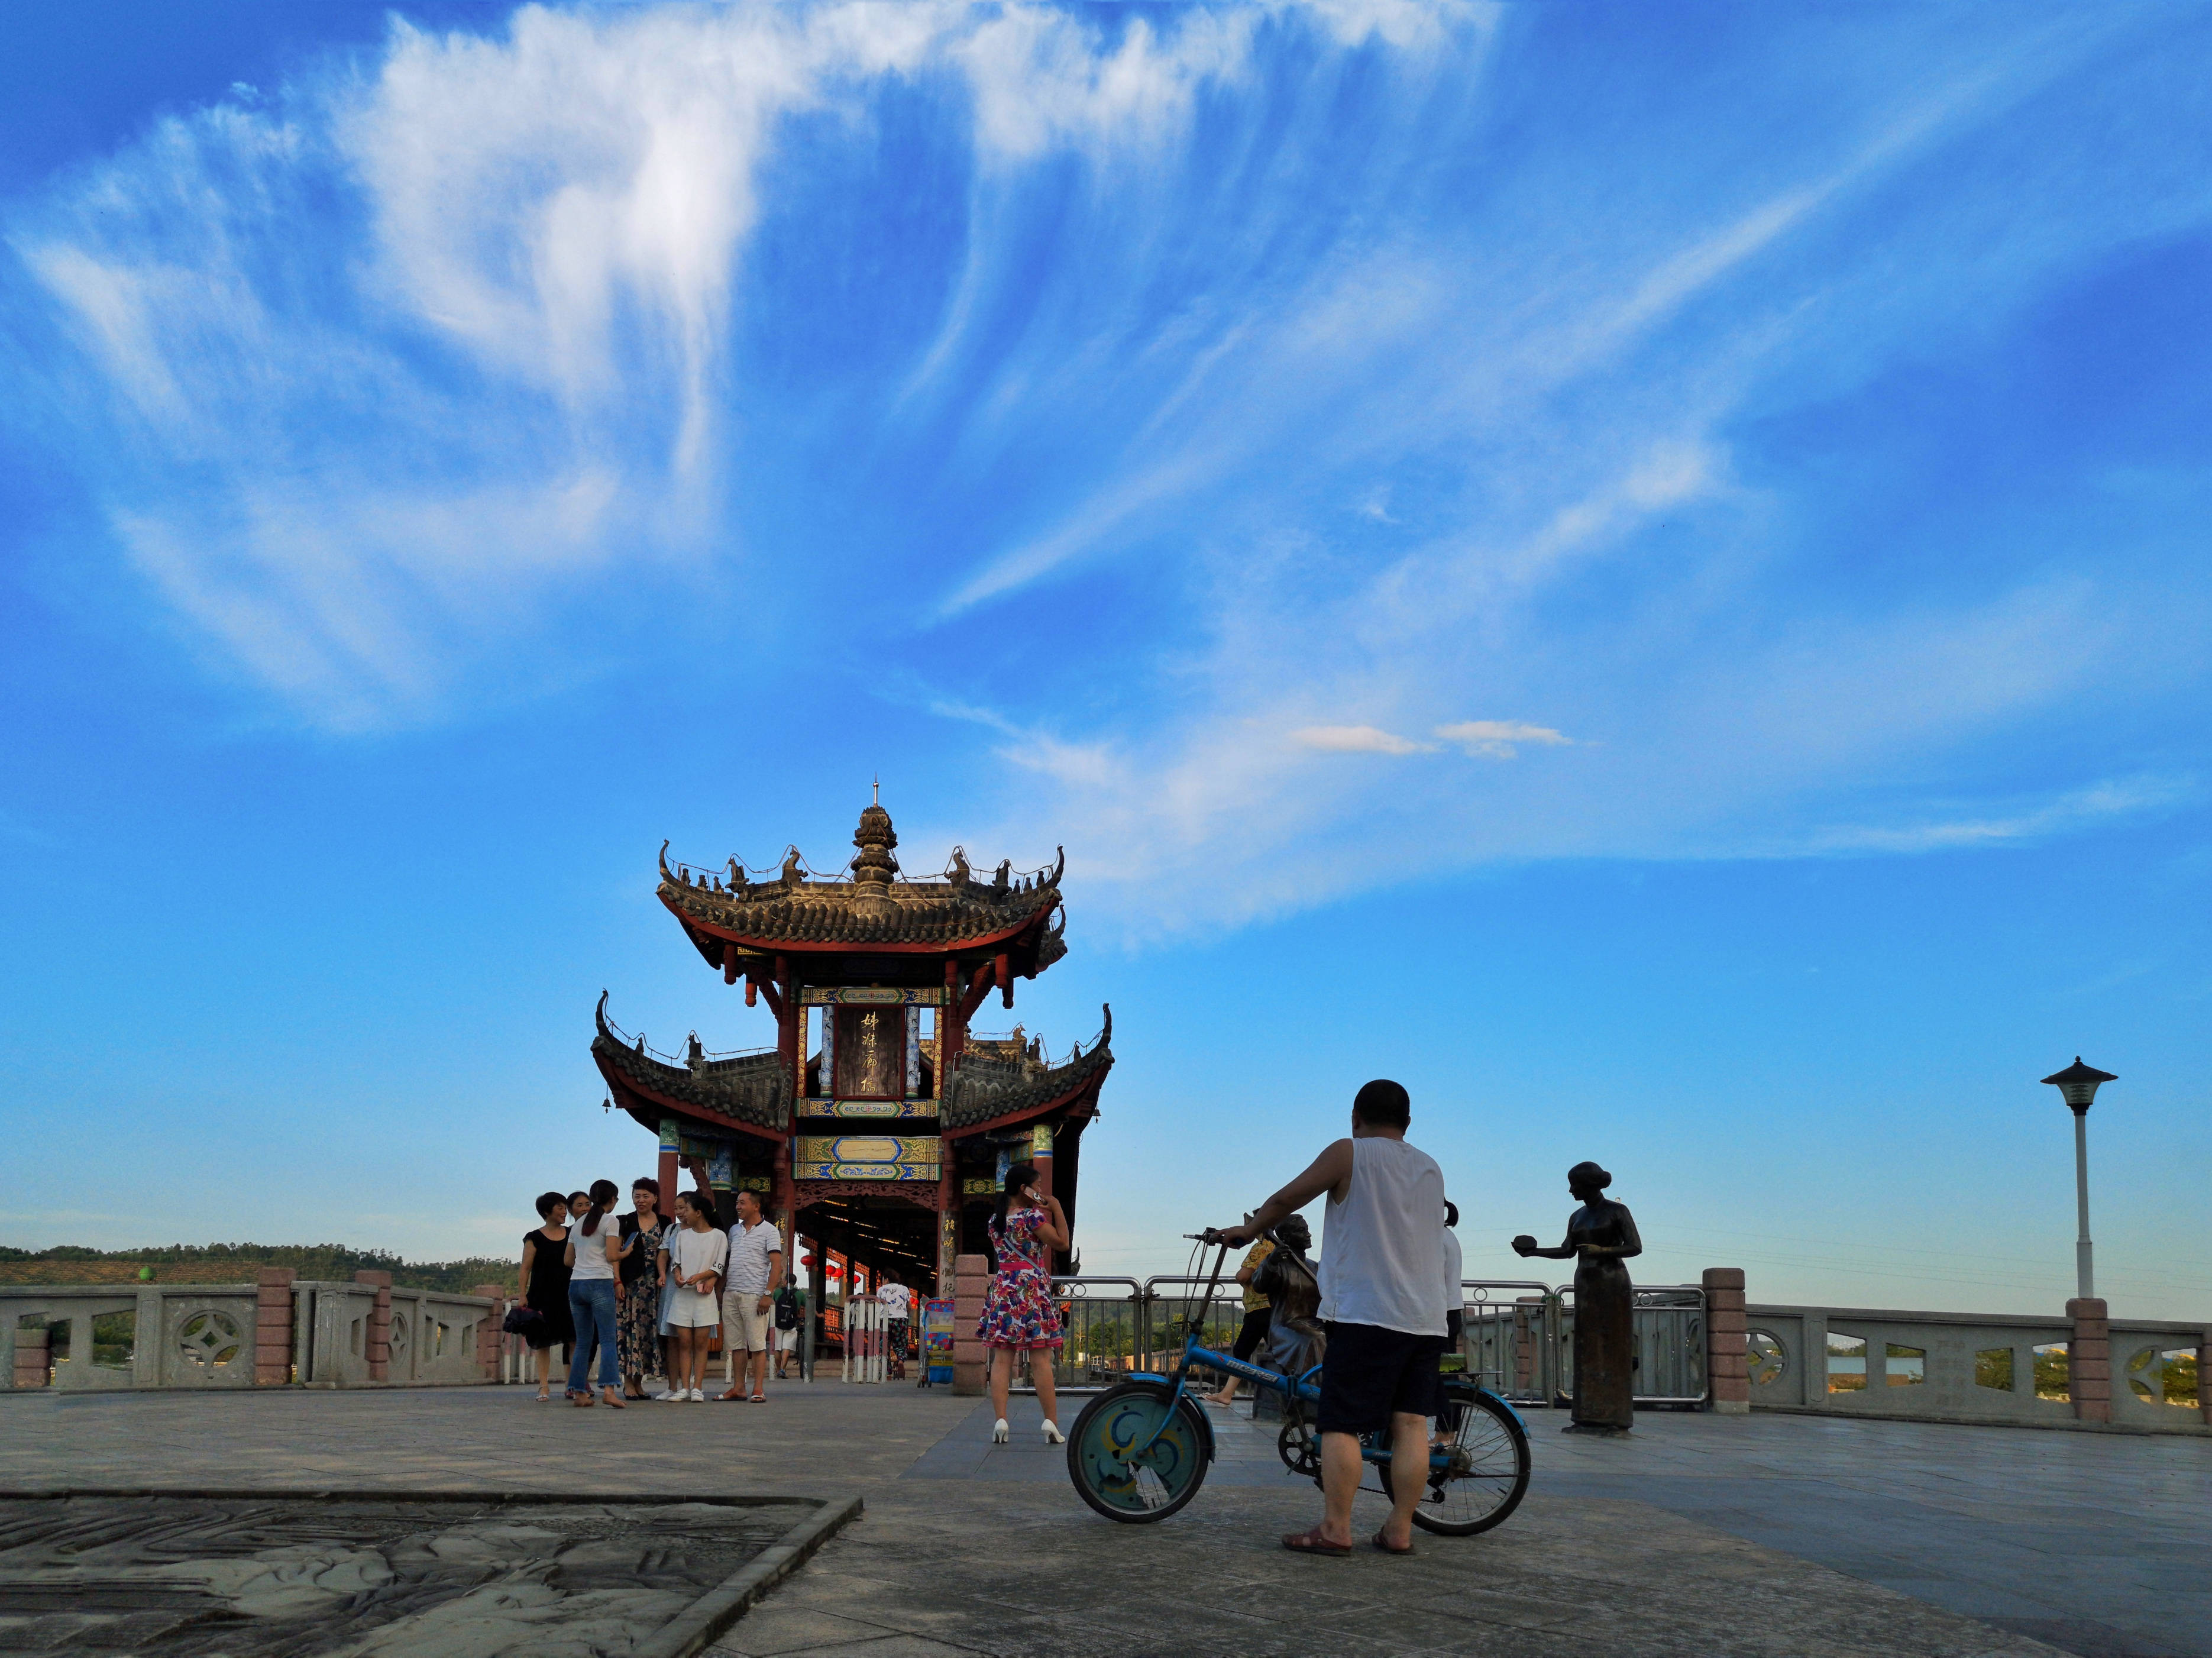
[664,1191,728,1402]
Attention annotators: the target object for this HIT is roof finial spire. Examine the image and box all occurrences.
[873,774,880,804]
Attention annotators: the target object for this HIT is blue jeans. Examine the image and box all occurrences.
[567,1279,619,1392]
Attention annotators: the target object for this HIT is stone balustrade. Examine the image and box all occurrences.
[4,1276,508,1391]
[1706,1275,2210,1436]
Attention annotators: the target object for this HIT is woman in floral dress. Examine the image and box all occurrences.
[976,1160,1069,1444]
[614,1178,668,1399]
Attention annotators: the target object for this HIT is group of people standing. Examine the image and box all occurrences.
[516,1178,798,1406]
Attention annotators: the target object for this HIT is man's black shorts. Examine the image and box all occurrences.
[1315,1321,1444,1434]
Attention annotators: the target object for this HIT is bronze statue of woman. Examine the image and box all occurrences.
[1513,1162,1642,1434]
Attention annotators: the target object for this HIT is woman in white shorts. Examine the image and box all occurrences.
[663,1191,727,1401]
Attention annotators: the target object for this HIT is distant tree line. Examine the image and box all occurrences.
[0,1242,513,1292]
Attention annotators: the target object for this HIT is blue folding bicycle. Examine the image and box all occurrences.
[1064,1230,1531,1532]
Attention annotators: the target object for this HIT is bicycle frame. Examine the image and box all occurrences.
[1131,1238,1514,1475]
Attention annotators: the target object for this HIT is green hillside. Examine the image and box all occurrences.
[0,1243,515,1294]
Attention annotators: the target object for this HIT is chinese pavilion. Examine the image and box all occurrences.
[589,799,1112,1295]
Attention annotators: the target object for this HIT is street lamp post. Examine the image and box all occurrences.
[2040,1057,2116,1301]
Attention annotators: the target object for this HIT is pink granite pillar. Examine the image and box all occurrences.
[2067,1297,2110,1423]
[254,1268,296,1386]
[952,1252,990,1396]
[356,1271,393,1383]
[2199,1334,2210,1428]
[12,1327,50,1389]
[1704,1267,1749,1415]
[472,1283,507,1382]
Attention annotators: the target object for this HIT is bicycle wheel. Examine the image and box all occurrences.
[1066,1382,1211,1523]
[1409,1384,1529,1536]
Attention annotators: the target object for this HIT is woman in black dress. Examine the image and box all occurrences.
[519,1191,577,1401]
[1514,1161,1642,1433]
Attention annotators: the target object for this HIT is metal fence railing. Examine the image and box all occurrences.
[1455,1280,1562,1405]
[1007,1274,1710,1408]
[1037,1277,1143,1388]
[1458,1281,1710,1407]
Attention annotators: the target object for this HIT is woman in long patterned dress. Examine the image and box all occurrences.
[976,1160,1069,1444]
[614,1178,668,1400]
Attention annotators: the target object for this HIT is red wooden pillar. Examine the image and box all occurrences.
[936,1143,958,1298]
[1030,1121,1053,1203]
[657,1114,681,1217]
[938,959,965,1300]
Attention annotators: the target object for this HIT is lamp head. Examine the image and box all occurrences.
[2040,1056,2116,1114]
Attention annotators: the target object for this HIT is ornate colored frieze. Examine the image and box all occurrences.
[798,1134,940,1166]
[793,1161,940,1182]
[798,986,947,1006]
[795,1133,942,1181]
[961,1178,997,1196]
[798,1100,937,1120]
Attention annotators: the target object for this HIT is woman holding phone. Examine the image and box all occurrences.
[975,1161,1069,1445]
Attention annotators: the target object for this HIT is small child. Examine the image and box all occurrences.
[1251,1214,1324,1379]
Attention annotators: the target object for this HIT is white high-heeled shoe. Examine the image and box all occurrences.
[991,1418,1010,1443]
[1042,1420,1065,1444]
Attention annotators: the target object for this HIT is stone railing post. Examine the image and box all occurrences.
[2067,1297,2110,1423]
[12,1326,49,1389]
[1704,1268,1749,1415]
[951,1252,989,1396]
[255,1268,297,1386]
[356,1271,393,1383]
[471,1283,507,1382]
[2200,1334,2211,1428]
[1514,1297,1542,1395]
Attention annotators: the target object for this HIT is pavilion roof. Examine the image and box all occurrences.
[591,993,791,1138]
[941,1006,1113,1133]
[657,803,1067,964]
[590,993,1111,1139]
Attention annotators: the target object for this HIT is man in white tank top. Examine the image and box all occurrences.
[1221,1079,1448,1557]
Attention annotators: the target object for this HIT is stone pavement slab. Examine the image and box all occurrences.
[2,1384,2200,1656]
[0,1491,816,1654]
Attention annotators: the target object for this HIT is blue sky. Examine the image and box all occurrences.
[2,2,2207,1318]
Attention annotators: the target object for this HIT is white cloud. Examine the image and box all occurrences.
[11,3,1305,726]
[1434,721,1571,759]
[1292,725,1435,755]
[1800,777,2197,855]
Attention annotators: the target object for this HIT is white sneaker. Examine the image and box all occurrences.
[688,1388,706,1402]
[655,1389,683,1402]
[1042,1421,1065,1444]
[991,1418,1009,1443]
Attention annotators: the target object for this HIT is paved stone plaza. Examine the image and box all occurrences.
[2,1384,2204,1657]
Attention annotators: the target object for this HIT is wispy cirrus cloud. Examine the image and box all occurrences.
[7,2,2209,936]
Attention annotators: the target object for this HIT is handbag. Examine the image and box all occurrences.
[502,1305,545,1336]
[774,1286,799,1331]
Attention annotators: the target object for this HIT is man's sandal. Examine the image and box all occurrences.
[1372,1528,1415,1556]
[1280,1528,1351,1556]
